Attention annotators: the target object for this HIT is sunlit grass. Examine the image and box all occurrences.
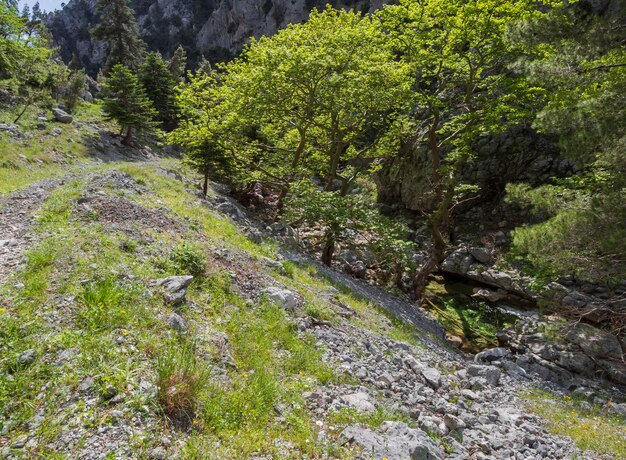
[523,388,626,458]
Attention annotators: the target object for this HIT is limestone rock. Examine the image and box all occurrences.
[262,286,297,310]
[155,275,194,305]
[340,421,443,460]
[52,108,73,123]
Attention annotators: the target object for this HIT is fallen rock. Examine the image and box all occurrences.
[340,421,443,460]
[340,392,376,413]
[262,287,297,310]
[421,367,442,389]
[155,275,194,306]
[216,201,246,220]
[475,347,509,363]
[467,364,501,386]
[52,108,73,123]
[167,313,187,333]
[17,349,37,366]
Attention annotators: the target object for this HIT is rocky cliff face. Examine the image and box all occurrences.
[374,125,574,213]
[46,0,380,75]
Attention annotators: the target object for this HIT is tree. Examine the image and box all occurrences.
[219,7,412,201]
[91,0,145,72]
[0,3,59,123]
[378,0,546,298]
[139,52,178,129]
[0,2,50,78]
[168,72,235,195]
[507,0,626,287]
[101,64,157,145]
[168,45,187,82]
[285,181,416,268]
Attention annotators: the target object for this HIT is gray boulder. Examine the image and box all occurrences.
[475,347,509,363]
[17,349,37,366]
[216,201,246,220]
[467,364,501,386]
[155,275,194,306]
[167,313,187,333]
[262,287,297,310]
[421,367,442,389]
[340,392,377,413]
[52,108,73,123]
[340,421,443,459]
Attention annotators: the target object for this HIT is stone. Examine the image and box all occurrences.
[443,414,466,431]
[167,313,187,333]
[340,421,443,460]
[149,447,167,460]
[475,347,509,363]
[155,276,194,306]
[421,367,442,389]
[262,287,297,310]
[467,364,501,386]
[216,201,245,220]
[52,108,73,123]
[469,247,492,264]
[340,392,376,413]
[17,349,37,366]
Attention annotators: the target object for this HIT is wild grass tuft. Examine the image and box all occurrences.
[155,339,210,425]
[76,276,138,331]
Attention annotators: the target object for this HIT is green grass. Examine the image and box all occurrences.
[0,102,114,195]
[117,162,277,258]
[523,389,626,458]
[277,260,424,348]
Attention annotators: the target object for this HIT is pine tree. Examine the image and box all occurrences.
[139,52,178,130]
[32,2,43,20]
[101,64,157,145]
[167,45,187,82]
[91,0,145,72]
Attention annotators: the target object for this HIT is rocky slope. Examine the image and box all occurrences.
[1,110,625,458]
[46,0,381,75]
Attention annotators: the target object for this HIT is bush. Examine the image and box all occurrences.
[170,242,206,277]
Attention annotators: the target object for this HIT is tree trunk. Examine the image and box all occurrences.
[321,229,335,267]
[121,126,133,145]
[325,141,346,191]
[202,166,209,196]
[413,115,450,299]
[413,219,448,298]
[13,101,31,124]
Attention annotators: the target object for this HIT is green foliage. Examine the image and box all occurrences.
[91,0,146,71]
[169,242,206,277]
[507,1,626,283]
[0,3,51,77]
[377,0,547,296]
[101,64,157,144]
[139,52,178,129]
[168,44,187,82]
[175,7,412,194]
[169,71,236,190]
[285,180,416,269]
[524,388,626,457]
[62,69,87,111]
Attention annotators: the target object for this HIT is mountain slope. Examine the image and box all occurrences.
[46,0,381,75]
[1,106,625,458]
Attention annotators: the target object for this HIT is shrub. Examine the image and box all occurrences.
[170,242,206,277]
